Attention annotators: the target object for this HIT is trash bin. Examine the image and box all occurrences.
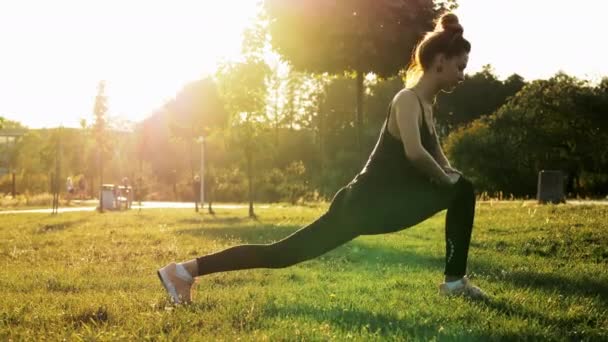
[537,170,566,204]
[101,184,116,210]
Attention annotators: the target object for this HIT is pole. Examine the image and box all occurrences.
[200,136,205,208]
[99,148,104,213]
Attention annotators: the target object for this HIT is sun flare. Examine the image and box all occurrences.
[0,0,259,128]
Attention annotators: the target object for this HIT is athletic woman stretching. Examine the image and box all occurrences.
[158,12,487,304]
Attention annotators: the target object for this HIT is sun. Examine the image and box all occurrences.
[0,0,260,128]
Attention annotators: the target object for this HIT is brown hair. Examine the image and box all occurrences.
[406,13,471,87]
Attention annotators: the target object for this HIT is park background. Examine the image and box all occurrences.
[1,1,607,340]
[1,1,607,213]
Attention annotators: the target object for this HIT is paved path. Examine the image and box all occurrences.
[478,200,608,206]
[1,200,605,215]
[0,202,270,214]
[564,200,608,205]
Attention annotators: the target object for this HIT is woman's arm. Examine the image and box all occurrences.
[431,126,464,175]
[394,91,453,185]
[433,132,451,168]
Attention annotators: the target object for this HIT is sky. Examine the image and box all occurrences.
[1,0,606,129]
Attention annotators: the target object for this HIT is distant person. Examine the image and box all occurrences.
[78,177,87,200]
[158,13,487,304]
[66,177,74,202]
[122,177,132,209]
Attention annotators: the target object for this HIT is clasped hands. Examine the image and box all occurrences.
[430,165,462,186]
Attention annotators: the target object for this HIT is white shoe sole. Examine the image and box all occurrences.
[157,265,180,304]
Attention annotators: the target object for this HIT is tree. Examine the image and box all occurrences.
[12,131,47,193]
[364,75,405,137]
[0,118,26,130]
[216,58,271,218]
[265,0,452,161]
[435,65,526,131]
[165,77,228,212]
[213,18,273,217]
[445,72,608,196]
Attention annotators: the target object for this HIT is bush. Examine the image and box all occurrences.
[579,172,608,197]
[258,168,285,203]
[215,168,247,202]
[280,161,309,204]
[0,192,55,208]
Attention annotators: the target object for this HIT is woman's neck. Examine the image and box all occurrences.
[410,75,441,106]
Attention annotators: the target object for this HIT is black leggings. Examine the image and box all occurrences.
[196,178,475,278]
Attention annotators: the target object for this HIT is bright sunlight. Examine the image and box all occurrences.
[0,0,259,128]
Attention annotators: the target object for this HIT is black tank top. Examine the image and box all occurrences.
[352,90,440,184]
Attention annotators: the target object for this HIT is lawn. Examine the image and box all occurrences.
[1,202,606,341]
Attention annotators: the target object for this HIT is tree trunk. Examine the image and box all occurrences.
[356,70,364,163]
[274,84,280,147]
[189,139,194,181]
[208,191,215,215]
[247,146,255,218]
[318,92,326,196]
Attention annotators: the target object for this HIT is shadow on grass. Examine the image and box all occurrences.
[35,219,89,234]
[177,222,303,244]
[177,216,250,226]
[266,302,550,341]
[472,297,603,340]
[471,262,608,305]
[176,221,608,305]
[267,302,440,339]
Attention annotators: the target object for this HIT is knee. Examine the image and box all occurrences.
[457,177,475,199]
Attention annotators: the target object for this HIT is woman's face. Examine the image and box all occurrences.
[440,52,469,92]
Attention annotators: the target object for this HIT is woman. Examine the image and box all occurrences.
[158,12,487,304]
[66,177,74,202]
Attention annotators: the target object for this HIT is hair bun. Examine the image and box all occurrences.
[435,13,463,34]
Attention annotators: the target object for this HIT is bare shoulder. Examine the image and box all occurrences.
[392,89,422,121]
[390,88,426,158]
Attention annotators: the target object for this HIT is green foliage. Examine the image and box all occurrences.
[436,66,526,130]
[265,0,442,77]
[0,203,606,340]
[4,62,606,201]
[364,75,404,136]
[215,167,248,202]
[265,0,451,160]
[216,55,273,215]
[446,72,608,196]
[0,172,49,196]
[161,77,229,183]
[0,193,54,207]
[0,117,26,129]
[166,77,228,140]
[281,160,309,204]
[258,161,310,204]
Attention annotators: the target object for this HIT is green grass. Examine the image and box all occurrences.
[1,202,607,341]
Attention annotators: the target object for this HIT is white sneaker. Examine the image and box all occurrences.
[438,276,489,300]
[157,262,194,304]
